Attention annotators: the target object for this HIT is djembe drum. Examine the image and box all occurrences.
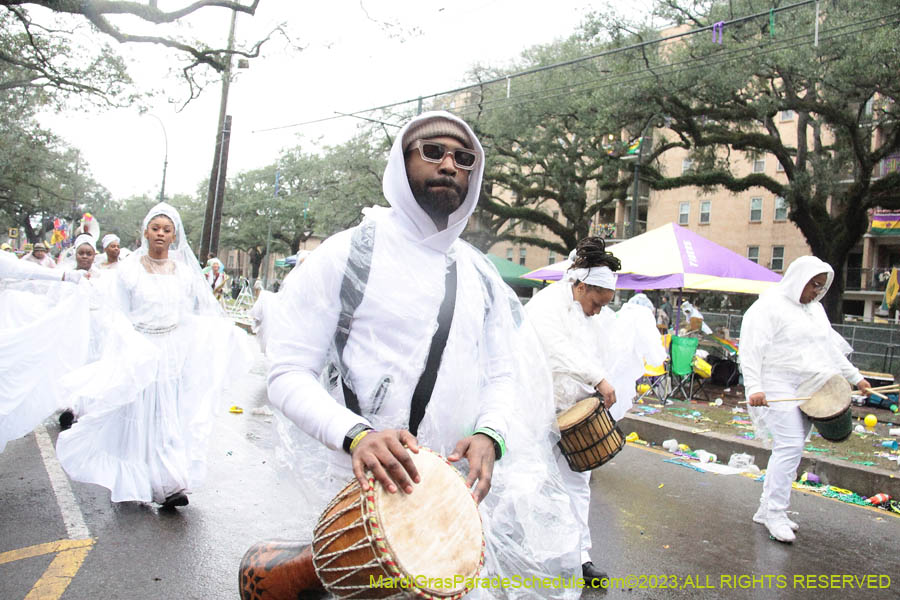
[240,448,485,600]
[557,397,625,472]
[799,375,853,442]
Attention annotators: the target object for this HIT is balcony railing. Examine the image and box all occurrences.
[845,267,891,292]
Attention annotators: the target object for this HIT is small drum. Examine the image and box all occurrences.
[240,448,485,600]
[557,397,625,472]
[799,375,853,442]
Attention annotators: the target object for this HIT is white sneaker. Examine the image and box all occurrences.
[753,506,799,531]
[765,518,796,543]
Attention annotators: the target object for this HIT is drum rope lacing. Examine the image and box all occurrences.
[312,486,403,599]
[311,451,483,600]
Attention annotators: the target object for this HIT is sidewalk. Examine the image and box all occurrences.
[619,409,900,500]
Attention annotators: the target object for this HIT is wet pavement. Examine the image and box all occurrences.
[1,348,897,599]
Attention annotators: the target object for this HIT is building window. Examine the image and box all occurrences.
[780,110,795,121]
[771,246,785,271]
[681,158,694,174]
[699,201,711,224]
[548,250,556,264]
[506,248,513,262]
[750,197,762,222]
[776,161,785,172]
[774,196,788,221]
[519,248,527,266]
[552,210,559,222]
[753,158,766,173]
[748,246,759,264]
[678,202,690,225]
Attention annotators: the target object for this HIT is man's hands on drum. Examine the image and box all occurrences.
[448,434,496,504]
[748,392,767,407]
[351,429,420,495]
[595,379,617,410]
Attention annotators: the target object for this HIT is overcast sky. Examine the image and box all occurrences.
[38,1,652,201]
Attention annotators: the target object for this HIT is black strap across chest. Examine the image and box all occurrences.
[336,221,458,435]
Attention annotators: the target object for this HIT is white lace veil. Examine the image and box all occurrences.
[130,202,223,316]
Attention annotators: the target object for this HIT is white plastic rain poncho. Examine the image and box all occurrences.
[0,251,90,452]
[524,279,615,413]
[740,255,862,413]
[604,302,667,421]
[266,112,581,598]
[56,202,253,504]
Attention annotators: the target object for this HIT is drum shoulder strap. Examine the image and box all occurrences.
[334,221,459,433]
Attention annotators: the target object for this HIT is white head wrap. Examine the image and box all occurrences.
[566,266,617,290]
[102,234,120,249]
[73,234,96,252]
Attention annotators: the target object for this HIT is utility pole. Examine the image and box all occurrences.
[262,169,278,290]
[200,9,238,263]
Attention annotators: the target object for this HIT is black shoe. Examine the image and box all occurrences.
[582,561,608,584]
[160,492,189,509]
[59,410,75,431]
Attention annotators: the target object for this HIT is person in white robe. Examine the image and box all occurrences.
[265,111,581,598]
[740,256,870,542]
[524,237,622,584]
[56,202,251,509]
[95,233,128,269]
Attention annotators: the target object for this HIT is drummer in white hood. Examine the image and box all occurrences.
[740,255,870,543]
[266,111,582,595]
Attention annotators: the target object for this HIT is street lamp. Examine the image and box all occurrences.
[144,113,169,202]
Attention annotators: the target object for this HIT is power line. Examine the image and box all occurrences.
[255,0,823,133]
[445,12,900,120]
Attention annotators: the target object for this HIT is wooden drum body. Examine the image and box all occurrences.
[313,448,484,599]
[557,397,625,472]
[799,375,853,443]
[241,449,484,600]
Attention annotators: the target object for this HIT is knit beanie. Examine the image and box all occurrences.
[402,116,472,151]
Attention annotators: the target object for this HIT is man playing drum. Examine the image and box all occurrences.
[740,255,871,543]
[263,112,581,598]
[525,237,622,584]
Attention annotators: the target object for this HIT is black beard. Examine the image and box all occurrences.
[410,176,468,225]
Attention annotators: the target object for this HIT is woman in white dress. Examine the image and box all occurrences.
[56,202,250,509]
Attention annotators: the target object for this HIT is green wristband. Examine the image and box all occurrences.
[473,427,506,460]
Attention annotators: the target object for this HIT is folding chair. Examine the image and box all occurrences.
[669,336,699,401]
[636,333,672,404]
[691,355,713,401]
[636,362,669,404]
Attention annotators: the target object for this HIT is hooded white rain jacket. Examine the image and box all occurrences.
[740,255,862,410]
[266,111,582,597]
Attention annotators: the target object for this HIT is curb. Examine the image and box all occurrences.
[619,413,900,499]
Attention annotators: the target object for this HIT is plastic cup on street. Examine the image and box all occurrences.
[695,450,717,463]
[662,439,678,452]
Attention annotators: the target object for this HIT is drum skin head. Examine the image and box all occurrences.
[558,397,601,430]
[373,449,483,594]
[800,375,852,419]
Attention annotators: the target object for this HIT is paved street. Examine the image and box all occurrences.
[1,350,898,599]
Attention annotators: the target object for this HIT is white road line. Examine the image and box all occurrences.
[34,425,91,540]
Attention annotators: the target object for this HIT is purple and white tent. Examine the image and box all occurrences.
[524,222,781,294]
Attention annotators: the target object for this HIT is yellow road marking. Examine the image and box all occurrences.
[0,539,93,565]
[0,539,94,600]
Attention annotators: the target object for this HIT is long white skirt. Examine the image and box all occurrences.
[0,283,91,452]
[56,314,251,503]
